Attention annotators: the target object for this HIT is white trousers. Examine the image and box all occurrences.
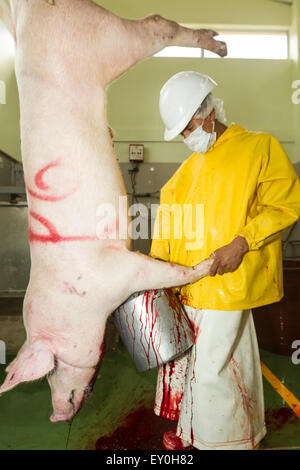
[154,306,267,450]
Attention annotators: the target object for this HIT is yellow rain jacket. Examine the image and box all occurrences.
[150,123,300,311]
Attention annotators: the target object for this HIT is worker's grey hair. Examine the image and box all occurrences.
[193,93,227,124]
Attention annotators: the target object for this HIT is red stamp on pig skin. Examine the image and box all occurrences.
[29,211,98,244]
[63,281,86,297]
[26,159,78,202]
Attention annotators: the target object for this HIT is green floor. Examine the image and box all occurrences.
[0,344,299,450]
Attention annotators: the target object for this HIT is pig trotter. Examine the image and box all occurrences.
[194,29,227,57]
[99,11,227,84]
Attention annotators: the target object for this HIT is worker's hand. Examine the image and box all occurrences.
[209,236,249,276]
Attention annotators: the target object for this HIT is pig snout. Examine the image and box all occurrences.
[48,360,99,423]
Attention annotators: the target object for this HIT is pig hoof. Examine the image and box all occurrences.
[197,30,227,57]
[208,39,227,57]
[50,413,70,423]
[217,41,227,57]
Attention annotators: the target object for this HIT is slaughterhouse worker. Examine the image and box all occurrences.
[149,71,300,450]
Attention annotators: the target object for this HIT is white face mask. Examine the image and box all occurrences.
[183,121,216,154]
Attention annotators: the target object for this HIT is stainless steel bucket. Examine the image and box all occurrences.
[113,288,195,372]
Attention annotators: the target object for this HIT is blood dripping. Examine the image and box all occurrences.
[116,292,163,369]
[116,290,194,370]
[140,291,163,369]
[160,361,184,421]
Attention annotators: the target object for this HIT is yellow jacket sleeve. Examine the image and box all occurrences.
[149,185,172,261]
[236,136,300,250]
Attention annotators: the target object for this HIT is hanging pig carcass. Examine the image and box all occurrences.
[0,0,227,422]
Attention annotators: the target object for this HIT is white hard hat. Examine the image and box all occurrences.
[159,71,218,141]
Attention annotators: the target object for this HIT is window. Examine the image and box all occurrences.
[154,31,288,60]
[154,46,202,58]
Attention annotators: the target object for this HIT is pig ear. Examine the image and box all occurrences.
[0,340,55,394]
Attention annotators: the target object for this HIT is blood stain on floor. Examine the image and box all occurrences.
[95,406,175,450]
[265,407,299,431]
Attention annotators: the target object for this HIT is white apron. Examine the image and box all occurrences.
[154,306,267,450]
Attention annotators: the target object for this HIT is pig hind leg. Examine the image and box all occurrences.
[103,247,213,302]
[95,9,227,85]
[143,14,227,57]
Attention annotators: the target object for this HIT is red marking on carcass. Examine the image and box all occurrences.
[63,281,86,297]
[27,187,74,202]
[35,161,58,190]
[26,159,78,202]
[107,245,124,251]
[29,211,62,243]
[29,211,98,244]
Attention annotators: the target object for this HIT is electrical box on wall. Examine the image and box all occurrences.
[129,144,144,162]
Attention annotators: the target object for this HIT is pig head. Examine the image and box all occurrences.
[0,0,226,422]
